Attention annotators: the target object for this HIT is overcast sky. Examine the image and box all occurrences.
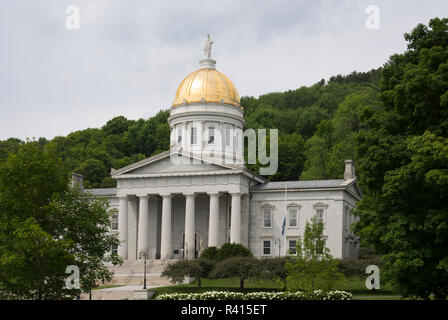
[1,0,447,140]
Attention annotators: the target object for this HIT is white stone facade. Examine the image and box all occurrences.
[88,156,361,261]
[248,184,361,259]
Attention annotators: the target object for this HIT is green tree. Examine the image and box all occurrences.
[161,259,215,288]
[0,141,121,299]
[213,256,258,289]
[75,158,108,188]
[256,257,288,289]
[286,216,344,292]
[269,133,306,181]
[300,135,329,180]
[0,138,22,162]
[300,90,380,180]
[354,18,448,299]
[50,189,122,295]
[295,105,329,139]
[0,218,74,300]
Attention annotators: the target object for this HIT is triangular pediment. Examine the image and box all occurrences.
[342,179,363,200]
[111,151,240,177]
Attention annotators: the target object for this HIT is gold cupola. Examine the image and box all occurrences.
[172,35,240,108]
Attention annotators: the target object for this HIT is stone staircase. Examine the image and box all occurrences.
[79,259,192,300]
[105,259,173,287]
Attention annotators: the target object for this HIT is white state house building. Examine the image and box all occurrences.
[83,38,361,262]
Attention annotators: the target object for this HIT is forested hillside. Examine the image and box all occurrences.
[0,69,381,188]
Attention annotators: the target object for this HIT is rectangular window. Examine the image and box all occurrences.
[263,240,271,255]
[177,128,182,143]
[289,240,297,254]
[208,127,215,144]
[111,214,118,231]
[316,208,325,224]
[225,127,231,146]
[288,208,298,227]
[228,205,232,227]
[263,209,272,228]
[191,127,197,144]
[112,244,118,255]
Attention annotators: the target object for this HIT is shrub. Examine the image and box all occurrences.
[199,246,220,261]
[256,257,288,289]
[216,243,253,261]
[336,257,383,278]
[155,290,352,300]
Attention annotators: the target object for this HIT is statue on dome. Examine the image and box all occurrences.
[204,34,214,59]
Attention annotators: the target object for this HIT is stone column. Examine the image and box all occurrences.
[230,192,241,244]
[137,195,150,259]
[208,192,220,248]
[117,195,128,260]
[184,193,196,260]
[128,197,139,260]
[160,194,173,260]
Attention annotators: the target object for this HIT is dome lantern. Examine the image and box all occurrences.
[172,35,241,108]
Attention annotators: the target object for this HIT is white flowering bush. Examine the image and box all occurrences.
[154,290,352,300]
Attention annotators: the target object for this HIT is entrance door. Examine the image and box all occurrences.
[194,233,199,258]
[182,232,199,258]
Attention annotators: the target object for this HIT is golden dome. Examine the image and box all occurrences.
[172,67,240,108]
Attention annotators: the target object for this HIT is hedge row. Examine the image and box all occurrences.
[155,290,352,300]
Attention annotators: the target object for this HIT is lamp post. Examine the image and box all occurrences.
[274,237,281,258]
[139,251,147,290]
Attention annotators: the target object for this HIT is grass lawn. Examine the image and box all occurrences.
[342,277,401,300]
[93,284,124,290]
[150,277,402,300]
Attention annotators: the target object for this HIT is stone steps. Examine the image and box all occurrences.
[105,259,178,287]
[107,259,167,274]
[108,275,172,286]
[77,260,193,300]
[80,290,136,300]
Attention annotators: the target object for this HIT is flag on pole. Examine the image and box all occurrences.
[281,216,286,236]
[282,186,288,256]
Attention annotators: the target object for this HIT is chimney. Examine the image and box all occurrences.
[344,160,356,180]
[71,172,84,190]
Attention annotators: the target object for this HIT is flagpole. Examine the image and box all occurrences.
[284,186,287,256]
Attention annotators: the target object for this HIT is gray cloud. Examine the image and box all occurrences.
[1,0,447,140]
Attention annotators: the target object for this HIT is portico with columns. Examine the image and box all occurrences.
[112,155,259,260]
